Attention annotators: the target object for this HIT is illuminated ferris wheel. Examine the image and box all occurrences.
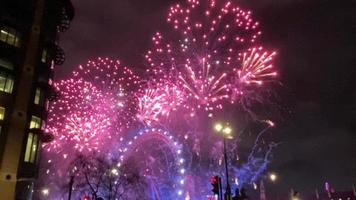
[118,128,186,200]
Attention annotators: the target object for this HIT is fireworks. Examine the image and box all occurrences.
[44,79,112,153]
[145,0,277,114]
[73,57,141,130]
[236,48,277,86]
[41,0,280,199]
[136,88,164,125]
[45,58,141,154]
[136,81,185,126]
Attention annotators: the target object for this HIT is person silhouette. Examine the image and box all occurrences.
[232,188,240,200]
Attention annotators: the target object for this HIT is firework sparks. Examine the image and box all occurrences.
[44,79,112,153]
[45,58,141,154]
[136,81,185,126]
[237,48,277,86]
[145,0,276,114]
[73,57,141,130]
[40,0,280,199]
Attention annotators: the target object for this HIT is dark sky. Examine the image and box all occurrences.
[57,0,356,197]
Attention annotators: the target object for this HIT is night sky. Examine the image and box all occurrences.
[57,0,356,197]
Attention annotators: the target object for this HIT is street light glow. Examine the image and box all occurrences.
[42,188,49,196]
[214,123,232,135]
[111,168,119,176]
[214,123,223,132]
[213,121,233,196]
[269,173,277,182]
[223,126,232,135]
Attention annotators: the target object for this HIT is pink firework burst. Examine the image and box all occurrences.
[145,0,277,114]
[136,81,185,126]
[45,58,141,154]
[237,47,277,86]
[73,57,141,130]
[44,79,113,153]
[231,47,278,103]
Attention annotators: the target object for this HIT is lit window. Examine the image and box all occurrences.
[24,132,39,163]
[30,116,42,129]
[0,71,14,93]
[0,26,21,47]
[34,88,42,105]
[41,49,48,63]
[0,58,14,70]
[0,106,5,120]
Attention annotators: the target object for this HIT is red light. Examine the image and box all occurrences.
[210,175,220,195]
[210,176,218,183]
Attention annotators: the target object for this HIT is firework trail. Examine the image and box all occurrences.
[236,48,277,86]
[231,48,278,116]
[229,120,278,189]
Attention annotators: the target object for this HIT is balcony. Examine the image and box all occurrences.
[43,0,75,34]
[37,81,59,102]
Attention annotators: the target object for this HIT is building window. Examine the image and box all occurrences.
[0,26,21,47]
[30,116,42,129]
[24,132,38,163]
[0,58,14,70]
[34,87,43,105]
[0,106,5,120]
[41,49,48,63]
[0,71,14,93]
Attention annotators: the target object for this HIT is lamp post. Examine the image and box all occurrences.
[259,172,278,200]
[67,175,74,200]
[214,123,233,200]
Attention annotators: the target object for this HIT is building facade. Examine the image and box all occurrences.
[0,0,74,199]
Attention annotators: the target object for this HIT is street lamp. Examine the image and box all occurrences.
[42,188,49,196]
[215,123,223,132]
[111,168,119,176]
[214,122,233,200]
[269,172,277,182]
